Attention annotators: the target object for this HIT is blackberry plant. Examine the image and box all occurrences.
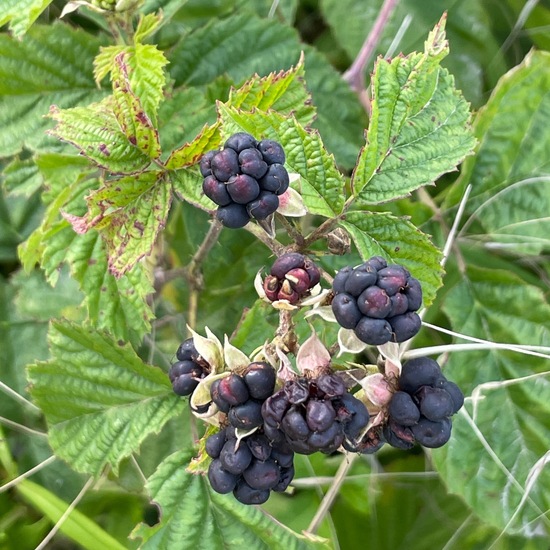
[2,4,549,550]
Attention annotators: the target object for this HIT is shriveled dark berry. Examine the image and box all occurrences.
[412,417,451,448]
[357,286,392,318]
[344,265,378,297]
[308,423,344,453]
[270,253,305,279]
[354,317,392,345]
[441,380,464,414]
[331,292,362,329]
[218,374,249,406]
[332,266,352,294]
[205,430,227,459]
[169,360,197,382]
[273,465,294,492]
[208,459,238,494]
[224,132,257,153]
[238,148,268,179]
[263,423,285,443]
[389,293,409,316]
[284,379,309,405]
[226,174,260,204]
[243,362,276,401]
[258,139,285,165]
[337,393,370,440]
[262,392,290,427]
[383,420,415,450]
[306,400,336,432]
[233,479,270,505]
[344,425,385,454]
[211,148,239,182]
[246,433,272,461]
[270,448,294,468]
[389,311,422,342]
[315,374,346,398]
[418,387,455,421]
[210,379,231,413]
[243,459,280,490]
[377,265,408,296]
[176,338,197,361]
[216,203,250,228]
[199,149,219,177]
[219,439,253,475]
[282,407,310,441]
[285,268,310,294]
[202,175,232,206]
[388,391,420,426]
[228,400,264,430]
[259,163,289,195]
[399,357,443,394]
[404,277,423,311]
[303,258,321,287]
[247,191,279,220]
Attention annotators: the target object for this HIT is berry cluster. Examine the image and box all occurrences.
[207,362,295,504]
[200,132,290,229]
[263,252,321,305]
[206,426,294,505]
[384,357,464,449]
[262,374,370,455]
[168,338,209,396]
[331,256,422,345]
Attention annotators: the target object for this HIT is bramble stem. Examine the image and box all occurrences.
[276,213,305,247]
[244,222,286,255]
[343,0,400,103]
[306,453,358,534]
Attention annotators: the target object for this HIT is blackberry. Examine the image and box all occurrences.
[262,253,321,305]
[199,133,290,228]
[168,338,209,397]
[331,257,423,346]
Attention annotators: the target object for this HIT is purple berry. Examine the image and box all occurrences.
[377,265,409,296]
[418,387,455,421]
[354,317,392,345]
[247,191,279,220]
[218,374,249,406]
[399,357,443,394]
[243,362,276,400]
[199,149,218,177]
[259,164,289,195]
[228,400,264,430]
[388,391,420,426]
[344,265,378,297]
[306,399,336,432]
[233,479,270,505]
[226,174,260,204]
[257,139,285,165]
[210,148,239,182]
[239,148,268,179]
[202,175,232,206]
[219,439,253,475]
[243,459,280,490]
[216,203,250,228]
[331,292,362,329]
[224,132,257,153]
[282,407,310,441]
[270,253,305,278]
[411,417,451,448]
[357,286,392,318]
[405,277,423,311]
[389,311,422,342]
[208,459,238,494]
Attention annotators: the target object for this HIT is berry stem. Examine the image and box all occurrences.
[276,213,306,247]
[243,222,286,255]
[306,452,358,535]
[303,216,341,248]
[187,218,224,279]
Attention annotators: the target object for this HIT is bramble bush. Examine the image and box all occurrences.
[1,1,550,549]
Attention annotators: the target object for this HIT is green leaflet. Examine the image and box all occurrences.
[0,24,107,157]
[19,172,155,340]
[27,321,185,477]
[351,16,475,204]
[94,43,168,124]
[132,450,326,549]
[2,157,42,196]
[171,167,216,211]
[65,171,171,277]
[17,480,126,550]
[111,53,162,160]
[48,98,152,174]
[0,0,53,37]
[218,106,345,217]
[340,211,443,306]
[445,50,550,255]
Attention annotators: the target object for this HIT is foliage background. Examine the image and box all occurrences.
[1,0,549,549]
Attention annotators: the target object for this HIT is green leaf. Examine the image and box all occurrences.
[433,265,550,536]
[218,106,346,217]
[171,167,216,211]
[17,480,126,550]
[111,52,161,159]
[65,171,171,277]
[27,320,185,477]
[0,24,107,157]
[165,122,221,170]
[230,300,279,356]
[48,98,152,174]
[2,157,43,196]
[94,43,168,123]
[19,175,155,340]
[340,211,443,306]
[0,0,53,37]
[132,450,325,549]
[134,12,162,43]
[445,50,550,255]
[226,53,315,126]
[351,17,475,204]
[167,13,366,169]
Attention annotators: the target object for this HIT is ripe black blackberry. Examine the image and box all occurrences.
[205,362,296,505]
[384,357,464,449]
[199,132,290,228]
[331,256,423,345]
[263,252,321,305]
[261,374,370,455]
[168,338,209,397]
